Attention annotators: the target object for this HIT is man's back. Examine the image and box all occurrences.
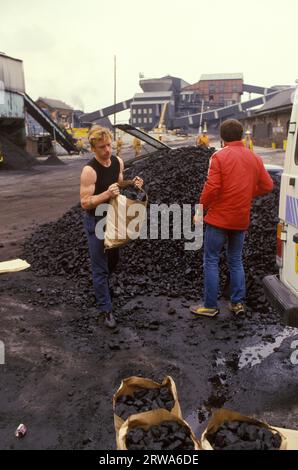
[200,141,273,230]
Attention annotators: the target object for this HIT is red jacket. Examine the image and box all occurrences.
[199,141,274,230]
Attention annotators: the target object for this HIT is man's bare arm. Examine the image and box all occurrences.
[80,166,119,211]
[117,156,144,188]
[117,157,124,183]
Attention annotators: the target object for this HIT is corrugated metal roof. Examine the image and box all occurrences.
[37,97,73,111]
[256,88,294,113]
[200,73,243,81]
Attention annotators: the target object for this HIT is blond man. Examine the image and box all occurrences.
[80,126,143,328]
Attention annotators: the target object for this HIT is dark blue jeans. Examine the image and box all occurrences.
[204,224,246,308]
[83,213,112,313]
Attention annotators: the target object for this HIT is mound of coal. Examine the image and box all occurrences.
[42,154,65,166]
[126,421,195,450]
[23,145,280,315]
[0,133,37,170]
[115,385,174,420]
[207,420,282,450]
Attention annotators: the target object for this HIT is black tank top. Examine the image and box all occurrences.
[86,155,120,216]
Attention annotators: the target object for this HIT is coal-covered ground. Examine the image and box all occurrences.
[0,146,298,450]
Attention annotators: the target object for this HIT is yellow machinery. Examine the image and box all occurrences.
[67,128,89,139]
[153,102,168,134]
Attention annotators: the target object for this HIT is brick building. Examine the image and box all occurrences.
[35,97,73,129]
[180,73,243,113]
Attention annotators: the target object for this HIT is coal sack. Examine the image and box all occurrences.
[115,385,175,420]
[207,421,282,450]
[126,420,195,450]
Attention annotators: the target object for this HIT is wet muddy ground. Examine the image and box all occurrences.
[0,142,297,450]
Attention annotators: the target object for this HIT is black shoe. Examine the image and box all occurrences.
[103,312,117,329]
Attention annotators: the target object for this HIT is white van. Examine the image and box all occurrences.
[263,83,298,327]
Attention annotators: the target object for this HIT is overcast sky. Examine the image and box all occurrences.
[0,0,297,117]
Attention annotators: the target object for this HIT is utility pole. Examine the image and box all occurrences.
[113,54,116,141]
[199,99,204,134]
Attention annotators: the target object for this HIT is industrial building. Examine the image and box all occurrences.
[179,73,243,114]
[0,52,27,149]
[81,73,289,134]
[131,73,244,128]
[0,52,76,168]
[240,87,294,148]
[130,75,189,131]
[130,91,174,130]
[35,97,74,129]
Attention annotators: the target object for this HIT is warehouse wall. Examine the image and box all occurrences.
[241,109,291,148]
[0,54,25,93]
[0,91,24,119]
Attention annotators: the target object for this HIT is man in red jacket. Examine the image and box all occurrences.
[190,119,273,317]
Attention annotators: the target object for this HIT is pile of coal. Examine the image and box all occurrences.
[207,421,282,450]
[115,386,174,420]
[126,421,195,450]
[120,186,147,202]
[23,145,280,319]
[0,133,37,170]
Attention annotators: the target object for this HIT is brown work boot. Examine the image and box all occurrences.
[230,302,245,315]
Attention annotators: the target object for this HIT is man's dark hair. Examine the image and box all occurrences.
[220,119,243,142]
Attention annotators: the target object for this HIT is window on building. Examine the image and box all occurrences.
[132,118,137,124]
[267,122,273,138]
[220,82,225,92]
[232,84,238,92]
[148,108,152,114]
[138,118,142,124]
[209,84,215,93]
[149,117,153,123]
[209,95,214,102]
[143,117,147,123]
[138,109,142,114]
[143,109,147,114]
[132,109,136,115]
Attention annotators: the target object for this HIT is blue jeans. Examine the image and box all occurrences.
[83,213,113,313]
[204,224,246,308]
